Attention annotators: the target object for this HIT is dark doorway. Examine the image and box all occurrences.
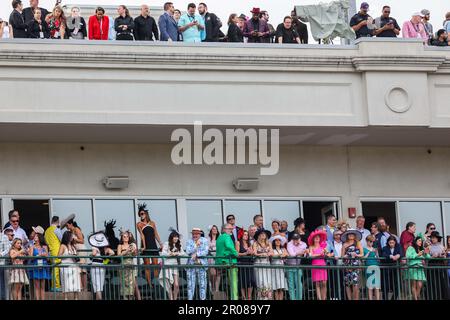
[361,202,398,235]
[13,199,50,237]
[303,201,338,231]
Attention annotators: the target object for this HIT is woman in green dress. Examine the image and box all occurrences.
[406,237,430,300]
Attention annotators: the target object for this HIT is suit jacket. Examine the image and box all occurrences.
[158,12,178,41]
[185,237,209,266]
[88,15,109,40]
[215,233,238,265]
[27,19,50,38]
[381,244,403,264]
[22,7,49,25]
[201,12,222,42]
[9,9,27,38]
[230,226,243,243]
[243,18,270,43]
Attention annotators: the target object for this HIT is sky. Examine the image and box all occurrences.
[1,0,449,43]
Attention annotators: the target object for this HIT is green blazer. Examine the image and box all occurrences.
[215,233,238,265]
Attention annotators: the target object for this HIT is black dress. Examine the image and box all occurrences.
[142,224,159,257]
[238,241,255,290]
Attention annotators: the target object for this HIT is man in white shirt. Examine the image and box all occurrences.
[356,216,370,248]
[0,228,14,300]
[9,213,29,246]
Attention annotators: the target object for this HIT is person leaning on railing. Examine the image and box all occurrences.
[185,228,209,300]
[215,224,239,300]
[285,232,307,301]
[9,238,29,300]
[405,236,430,300]
[380,235,402,300]
[427,231,447,300]
[159,229,185,300]
[117,230,141,300]
[236,230,254,300]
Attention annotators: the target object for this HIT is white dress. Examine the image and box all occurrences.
[60,246,82,293]
[90,247,106,293]
[271,248,287,290]
[159,242,185,290]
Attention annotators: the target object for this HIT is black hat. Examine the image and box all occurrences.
[294,217,305,227]
[254,229,271,241]
[430,231,443,240]
[291,233,301,240]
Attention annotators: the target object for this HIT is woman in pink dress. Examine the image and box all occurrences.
[308,230,330,300]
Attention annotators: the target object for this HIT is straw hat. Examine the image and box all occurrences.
[341,229,362,242]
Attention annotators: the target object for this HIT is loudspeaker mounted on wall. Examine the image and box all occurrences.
[102,176,129,189]
[232,178,259,191]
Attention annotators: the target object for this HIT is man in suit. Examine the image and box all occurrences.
[22,0,49,25]
[9,0,27,38]
[158,1,179,41]
[216,224,239,300]
[226,214,243,243]
[243,7,270,43]
[198,2,223,42]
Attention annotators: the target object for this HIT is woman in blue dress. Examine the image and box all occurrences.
[27,233,51,300]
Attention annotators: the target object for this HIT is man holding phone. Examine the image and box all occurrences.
[178,2,204,43]
[374,5,400,37]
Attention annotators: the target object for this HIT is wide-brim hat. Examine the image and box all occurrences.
[60,213,76,229]
[88,231,110,248]
[254,229,271,241]
[341,229,362,242]
[269,235,287,246]
[307,230,327,246]
[32,226,45,235]
[430,231,443,240]
[250,7,261,14]
[191,227,202,234]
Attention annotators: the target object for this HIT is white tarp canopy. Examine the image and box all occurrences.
[295,0,356,42]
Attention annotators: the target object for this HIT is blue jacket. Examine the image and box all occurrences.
[158,12,179,41]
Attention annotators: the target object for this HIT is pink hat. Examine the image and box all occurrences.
[307,230,327,246]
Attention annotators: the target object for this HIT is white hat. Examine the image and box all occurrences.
[269,234,287,246]
[60,213,76,229]
[412,12,424,17]
[88,231,110,248]
[32,226,45,235]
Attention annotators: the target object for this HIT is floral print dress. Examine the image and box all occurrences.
[343,243,361,286]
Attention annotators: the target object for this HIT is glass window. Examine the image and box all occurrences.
[263,200,300,232]
[137,200,178,244]
[444,202,450,238]
[52,199,94,246]
[398,202,443,236]
[224,200,261,230]
[186,200,223,237]
[94,199,136,242]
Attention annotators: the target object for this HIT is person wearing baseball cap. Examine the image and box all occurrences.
[350,2,374,39]
[421,9,433,40]
[402,12,427,41]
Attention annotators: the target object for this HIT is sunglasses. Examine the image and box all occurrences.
[430,227,436,230]
[11,220,19,223]
[227,217,235,221]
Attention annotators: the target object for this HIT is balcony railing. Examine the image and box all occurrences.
[0,255,449,300]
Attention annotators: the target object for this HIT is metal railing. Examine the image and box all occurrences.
[0,255,449,300]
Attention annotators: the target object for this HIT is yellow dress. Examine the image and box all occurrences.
[44,225,61,289]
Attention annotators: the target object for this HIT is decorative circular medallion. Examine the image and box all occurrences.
[384,87,412,113]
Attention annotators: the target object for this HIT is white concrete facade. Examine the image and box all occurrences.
[0,38,449,238]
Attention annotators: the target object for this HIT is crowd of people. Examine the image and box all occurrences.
[1,1,450,46]
[1,204,450,301]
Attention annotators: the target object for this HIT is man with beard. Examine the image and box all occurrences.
[291,9,308,43]
[243,7,269,43]
[259,10,275,43]
[198,2,222,42]
[350,2,374,39]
